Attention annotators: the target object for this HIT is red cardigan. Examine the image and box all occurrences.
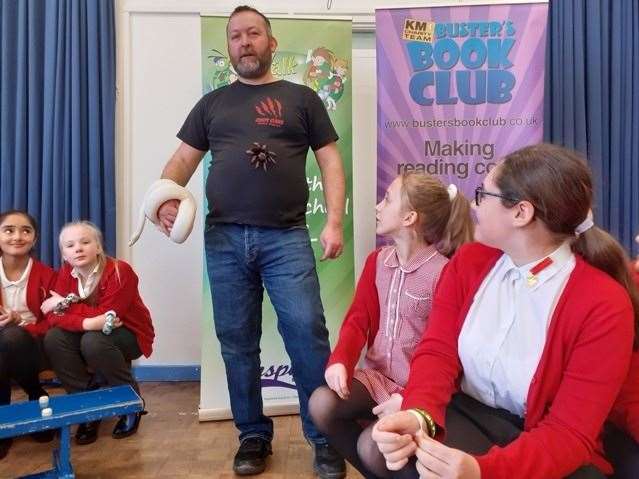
[327,249,381,379]
[401,242,634,479]
[46,258,155,357]
[610,351,639,442]
[608,268,639,442]
[0,259,56,337]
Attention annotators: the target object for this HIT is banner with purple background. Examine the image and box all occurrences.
[376,2,548,209]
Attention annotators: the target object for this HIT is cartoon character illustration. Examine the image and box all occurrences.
[303,47,349,111]
[317,84,332,106]
[207,49,237,91]
[303,47,334,92]
[324,58,348,111]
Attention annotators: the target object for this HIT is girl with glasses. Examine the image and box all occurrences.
[371,143,638,479]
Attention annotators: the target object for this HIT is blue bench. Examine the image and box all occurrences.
[0,386,143,479]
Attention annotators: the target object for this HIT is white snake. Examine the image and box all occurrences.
[129,179,197,246]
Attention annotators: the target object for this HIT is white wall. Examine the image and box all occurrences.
[119,11,205,366]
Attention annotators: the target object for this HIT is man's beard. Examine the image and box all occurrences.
[232,49,273,79]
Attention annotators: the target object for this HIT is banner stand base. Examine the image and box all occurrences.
[198,401,300,422]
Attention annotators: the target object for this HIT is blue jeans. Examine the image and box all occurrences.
[204,223,331,445]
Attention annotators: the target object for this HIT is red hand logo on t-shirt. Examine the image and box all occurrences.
[255,97,284,127]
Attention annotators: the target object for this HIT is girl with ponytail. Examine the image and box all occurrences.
[42,221,155,446]
[308,172,474,477]
[371,143,636,479]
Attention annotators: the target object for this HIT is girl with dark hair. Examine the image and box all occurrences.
[371,144,638,479]
[0,210,56,459]
[309,172,474,478]
[42,221,154,446]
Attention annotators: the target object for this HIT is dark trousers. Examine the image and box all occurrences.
[43,327,141,394]
[603,423,639,479]
[0,324,46,404]
[397,393,606,479]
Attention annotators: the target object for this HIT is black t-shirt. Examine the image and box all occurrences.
[177,80,338,227]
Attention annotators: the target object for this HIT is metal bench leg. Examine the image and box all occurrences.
[17,427,74,479]
[53,426,74,478]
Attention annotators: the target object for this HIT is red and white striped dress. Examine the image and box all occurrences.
[353,245,447,403]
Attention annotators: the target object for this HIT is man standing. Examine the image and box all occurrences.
[157,6,346,478]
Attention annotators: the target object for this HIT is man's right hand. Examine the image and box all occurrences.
[156,142,206,237]
[158,199,180,236]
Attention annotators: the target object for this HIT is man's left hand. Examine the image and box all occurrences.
[319,222,343,261]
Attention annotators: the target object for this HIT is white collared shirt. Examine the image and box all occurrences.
[458,242,576,417]
[0,257,36,325]
[71,263,101,299]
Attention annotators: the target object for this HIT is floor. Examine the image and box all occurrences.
[1,382,364,478]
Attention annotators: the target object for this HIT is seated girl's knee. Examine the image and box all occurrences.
[356,425,376,457]
[43,327,67,351]
[79,332,109,358]
[357,424,390,478]
[309,385,340,421]
[0,324,32,345]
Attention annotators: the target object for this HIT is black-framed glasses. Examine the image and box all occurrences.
[475,186,520,206]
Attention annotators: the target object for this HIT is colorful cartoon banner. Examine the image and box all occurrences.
[198,16,354,420]
[376,2,548,207]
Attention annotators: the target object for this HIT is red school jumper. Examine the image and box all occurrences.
[47,258,154,357]
[401,242,633,479]
[0,259,56,337]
